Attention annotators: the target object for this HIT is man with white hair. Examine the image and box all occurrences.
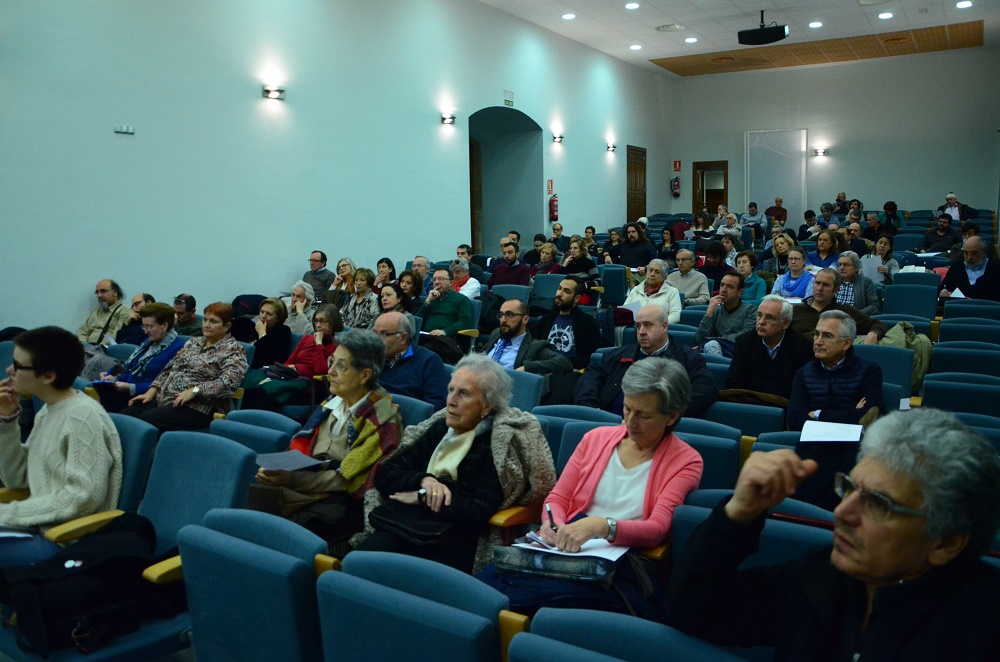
[666,250,710,307]
[449,258,481,300]
[940,236,1000,302]
[937,192,977,224]
[624,260,682,324]
[726,295,813,399]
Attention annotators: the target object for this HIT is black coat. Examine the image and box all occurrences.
[535,308,608,370]
[725,329,814,399]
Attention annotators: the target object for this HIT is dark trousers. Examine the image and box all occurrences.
[119,401,212,433]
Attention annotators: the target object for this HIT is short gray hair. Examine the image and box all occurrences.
[621,358,691,419]
[335,329,386,388]
[292,280,315,301]
[859,408,1000,556]
[840,251,861,271]
[866,212,879,223]
[676,249,694,261]
[819,309,856,340]
[647,259,670,273]
[449,257,469,273]
[454,354,513,411]
[760,294,792,322]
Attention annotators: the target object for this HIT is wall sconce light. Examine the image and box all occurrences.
[812,148,829,156]
[262,85,285,100]
[607,143,617,152]
[441,113,456,125]
[553,134,564,143]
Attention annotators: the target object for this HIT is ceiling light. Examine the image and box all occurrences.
[812,148,829,157]
[607,144,617,152]
[630,44,642,50]
[878,12,893,19]
[956,1,972,7]
[441,113,456,125]
[553,134,563,143]
[261,85,285,100]
[655,24,685,32]
[685,37,698,43]
[809,21,823,28]
[562,13,575,20]
[625,2,640,8]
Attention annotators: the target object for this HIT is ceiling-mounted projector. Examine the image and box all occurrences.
[738,11,789,46]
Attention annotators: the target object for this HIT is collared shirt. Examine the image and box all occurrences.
[966,260,988,286]
[762,332,785,360]
[386,343,414,369]
[837,281,856,307]
[640,339,670,358]
[489,332,526,370]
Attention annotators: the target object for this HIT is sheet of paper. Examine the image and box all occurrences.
[800,420,863,443]
[920,252,942,257]
[950,288,966,299]
[256,450,325,472]
[860,254,883,283]
[621,301,644,314]
[683,229,694,239]
[513,538,630,561]
[899,398,912,411]
[785,297,804,305]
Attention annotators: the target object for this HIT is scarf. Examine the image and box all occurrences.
[125,329,179,377]
[426,416,493,481]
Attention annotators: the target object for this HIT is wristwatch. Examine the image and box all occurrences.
[605,517,617,543]
[191,386,201,395]
[418,488,427,504]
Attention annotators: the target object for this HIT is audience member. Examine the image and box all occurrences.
[559,239,600,287]
[656,226,678,268]
[878,201,904,233]
[772,246,815,299]
[846,220,868,255]
[695,273,757,357]
[115,292,156,345]
[449,258,481,301]
[762,235,794,276]
[575,305,716,417]
[712,204,729,227]
[870,234,900,285]
[398,270,422,303]
[725,295,813,400]
[831,192,849,216]
[286,281,316,335]
[303,251,336,298]
[94,302,186,412]
[719,231,739,267]
[797,209,820,241]
[380,282,416,315]
[249,298,292,372]
[618,222,658,272]
[340,267,381,330]
[480,299,571,376]
[818,203,834,227]
[938,192,977,223]
[530,243,561,278]
[375,312,448,411]
[740,202,766,240]
[122,302,248,432]
[940,236,1000,302]
[411,256,433,297]
[253,329,400,554]
[862,212,893,242]
[488,242,531,287]
[666,250,710,307]
[583,226,603,259]
[417,268,473,364]
[698,241,735,294]
[714,214,742,239]
[836,252,880,316]
[690,211,715,240]
[326,257,358,305]
[173,294,202,337]
[549,223,569,252]
[456,244,487,282]
[536,276,607,370]
[791,269,887,344]
[0,327,122,567]
[735,251,766,301]
[763,196,786,224]
[664,408,1000,659]
[602,228,623,264]
[624,260,682,324]
[372,257,397,293]
[807,229,840,268]
[918,213,961,253]
[77,279,130,346]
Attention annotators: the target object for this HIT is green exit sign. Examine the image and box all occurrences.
[504,100,513,107]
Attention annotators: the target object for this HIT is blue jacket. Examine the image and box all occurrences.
[379,343,449,411]
[787,348,883,431]
[119,336,186,396]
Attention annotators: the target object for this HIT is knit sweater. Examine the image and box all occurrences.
[545,426,703,548]
[666,270,711,306]
[624,282,682,324]
[0,392,122,530]
[695,301,758,344]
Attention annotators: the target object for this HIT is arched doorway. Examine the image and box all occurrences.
[468,107,543,254]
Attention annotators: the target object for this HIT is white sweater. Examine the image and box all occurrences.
[0,392,123,530]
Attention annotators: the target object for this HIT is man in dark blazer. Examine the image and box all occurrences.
[479,299,571,375]
[726,295,813,400]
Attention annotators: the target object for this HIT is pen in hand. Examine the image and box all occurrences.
[545,503,558,532]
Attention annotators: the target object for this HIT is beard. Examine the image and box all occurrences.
[98,301,111,312]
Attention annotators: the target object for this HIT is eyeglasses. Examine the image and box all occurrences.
[497,311,526,320]
[308,259,323,263]
[375,330,403,339]
[141,324,161,331]
[676,257,694,262]
[328,359,353,373]
[810,331,843,341]
[11,360,36,372]
[834,473,926,520]
[432,277,451,283]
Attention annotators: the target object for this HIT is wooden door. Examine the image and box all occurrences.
[627,145,646,223]
[693,160,728,215]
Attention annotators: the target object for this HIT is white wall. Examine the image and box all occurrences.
[667,47,1000,223]
[0,0,675,330]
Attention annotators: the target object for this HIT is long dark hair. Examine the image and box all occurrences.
[377,257,397,281]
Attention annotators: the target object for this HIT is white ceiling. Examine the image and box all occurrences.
[477,0,999,73]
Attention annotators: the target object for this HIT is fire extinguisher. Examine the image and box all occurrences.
[549,194,559,221]
[671,177,681,198]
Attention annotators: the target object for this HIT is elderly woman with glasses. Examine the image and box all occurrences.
[353,354,555,574]
[480,357,703,618]
[253,329,401,554]
[94,302,186,412]
[665,408,1000,659]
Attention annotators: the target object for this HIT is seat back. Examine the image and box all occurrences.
[703,401,785,437]
[873,314,931,337]
[673,433,739,489]
[675,418,741,445]
[853,344,914,396]
[506,369,544,411]
[532,274,564,301]
[595,265,627,308]
[707,362,728,390]
[922,381,1000,417]
[528,608,744,662]
[210,418,290,454]
[557,421,610,475]
[106,343,139,363]
[392,393,436,427]
[225,409,303,438]
[937,322,1000,345]
[508,632,620,662]
[756,431,801,447]
[177,525,323,662]
[203,507,327,561]
[882,284,938,319]
[944,302,1000,321]
[892,271,941,288]
[139,431,257,556]
[108,413,158,512]
[319,565,496,662]
[492,284,530,304]
[931,346,1000,377]
[531,405,621,424]
[925,372,1000,386]
[891,235,923,252]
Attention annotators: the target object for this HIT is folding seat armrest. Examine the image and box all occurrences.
[639,542,671,562]
[44,509,125,543]
[499,609,531,662]
[315,553,341,576]
[144,556,183,584]
[490,504,541,528]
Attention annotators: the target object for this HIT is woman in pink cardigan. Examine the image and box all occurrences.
[479,357,703,618]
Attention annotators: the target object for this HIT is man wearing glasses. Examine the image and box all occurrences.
[940,236,1000,302]
[416,269,472,364]
[0,327,122,567]
[76,279,130,346]
[665,407,1000,659]
[665,250,710,307]
[374,312,447,411]
[303,251,335,298]
[478,299,570,376]
[791,269,887,345]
